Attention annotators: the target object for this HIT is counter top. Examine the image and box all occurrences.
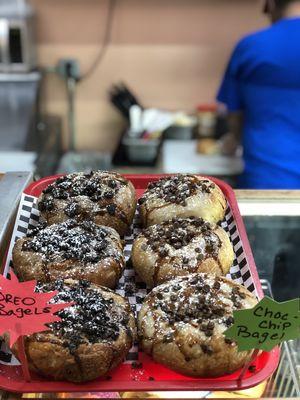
[162,141,243,176]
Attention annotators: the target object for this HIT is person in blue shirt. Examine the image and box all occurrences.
[217,0,300,189]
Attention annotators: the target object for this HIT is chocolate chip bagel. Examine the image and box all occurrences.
[132,217,234,287]
[38,171,136,236]
[13,279,136,383]
[138,175,227,227]
[12,220,125,288]
[138,273,257,377]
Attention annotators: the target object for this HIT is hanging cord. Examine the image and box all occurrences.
[79,0,117,82]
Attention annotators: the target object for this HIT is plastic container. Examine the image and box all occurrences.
[0,174,280,393]
[122,135,160,163]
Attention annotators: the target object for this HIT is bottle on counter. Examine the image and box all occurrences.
[196,104,219,154]
[196,104,218,138]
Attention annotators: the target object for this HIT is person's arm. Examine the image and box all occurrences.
[220,111,243,156]
[216,40,245,155]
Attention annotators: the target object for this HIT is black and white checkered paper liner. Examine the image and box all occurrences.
[0,193,258,366]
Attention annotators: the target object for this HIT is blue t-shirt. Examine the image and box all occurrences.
[217,17,300,189]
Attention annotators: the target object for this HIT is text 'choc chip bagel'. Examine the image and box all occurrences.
[12,279,136,383]
[132,217,234,287]
[38,171,136,236]
[12,220,125,288]
[138,174,227,227]
[138,273,257,377]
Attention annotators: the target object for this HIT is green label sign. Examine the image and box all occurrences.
[224,296,300,352]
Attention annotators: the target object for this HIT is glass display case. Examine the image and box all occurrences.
[0,175,299,399]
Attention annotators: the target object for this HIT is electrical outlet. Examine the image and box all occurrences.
[57,58,80,81]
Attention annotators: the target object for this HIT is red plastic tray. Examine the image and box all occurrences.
[0,174,280,393]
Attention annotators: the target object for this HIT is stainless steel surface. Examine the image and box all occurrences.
[0,0,36,72]
[0,71,40,150]
[0,171,32,265]
[0,71,39,81]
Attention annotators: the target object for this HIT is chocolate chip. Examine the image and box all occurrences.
[64,202,79,217]
[231,294,237,303]
[173,242,182,249]
[95,240,108,252]
[67,342,77,353]
[79,280,91,288]
[57,175,68,183]
[205,243,214,253]
[214,308,225,317]
[141,243,147,251]
[22,242,30,251]
[200,323,207,331]
[104,191,114,199]
[225,316,234,327]
[159,248,169,257]
[81,221,95,232]
[38,197,54,212]
[201,344,213,355]
[138,197,146,204]
[182,257,189,264]
[157,292,163,300]
[66,219,77,228]
[27,223,45,237]
[107,180,117,189]
[202,284,210,294]
[148,182,156,190]
[91,194,100,202]
[163,333,174,343]
[213,281,221,290]
[207,321,214,330]
[42,186,52,194]
[107,204,117,215]
[193,219,204,227]
[83,253,100,263]
[84,182,98,196]
[190,276,198,285]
